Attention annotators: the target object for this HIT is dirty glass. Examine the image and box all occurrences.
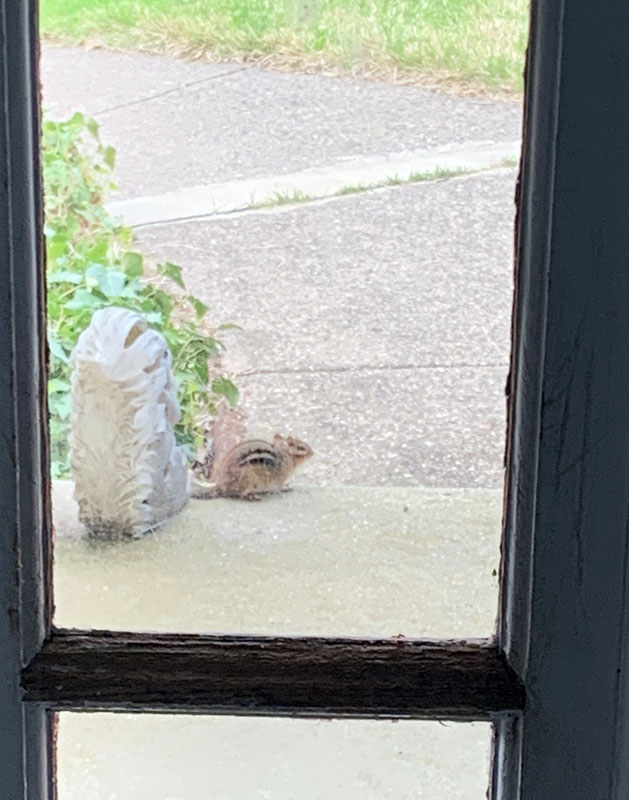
[42,3,526,637]
[57,714,492,800]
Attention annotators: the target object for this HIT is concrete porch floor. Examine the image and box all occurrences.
[54,481,500,800]
[53,482,502,638]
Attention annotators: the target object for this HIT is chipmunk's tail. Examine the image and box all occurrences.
[188,475,221,500]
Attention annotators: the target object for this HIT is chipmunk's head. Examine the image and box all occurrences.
[274,434,314,464]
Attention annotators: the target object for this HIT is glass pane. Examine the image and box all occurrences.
[58,714,491,800]
[41,4,526,636]
[53,481,500,635]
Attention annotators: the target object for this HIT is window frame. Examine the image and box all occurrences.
[4,0,629,798]
[0,2,53,798]
[496,0,629,795]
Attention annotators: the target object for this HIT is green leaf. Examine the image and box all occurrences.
[193,359,209,384]
[86,117,100,138]
[149,288,174,319]
[47,293,61,321]
[85,263,107,285]
[48,378,71,394]
[87,238,109,263]
[102,271,127,297]
[69,111,85,128]
[103,145,116,170]
[47,233,70,262]
[218,322,242,331]
[212,377,239,407]
[49,417,68,437]
[190,296,208,319]
[48,334,71,365]
[159,262,186,289]
[64,289,103,310]
[50,393,72,421]
[86,264,127,297]
[48,270,84,284]
[122,251,144,278]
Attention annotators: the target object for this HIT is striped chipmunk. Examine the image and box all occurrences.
[190,434,313,501]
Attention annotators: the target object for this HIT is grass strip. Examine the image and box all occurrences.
[41,0,529,94]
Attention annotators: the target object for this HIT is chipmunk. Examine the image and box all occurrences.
[190,434,313,501]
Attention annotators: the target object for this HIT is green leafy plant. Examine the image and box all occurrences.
[44,111,238,477]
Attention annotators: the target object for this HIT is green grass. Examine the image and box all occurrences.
[40,0,529,94]
[407,165,471,182]
[335,165,474,198]
[251,189,314,209]
[335,182,372,195]
[247,164,485,212]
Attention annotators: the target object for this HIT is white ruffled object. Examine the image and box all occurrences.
[69,307,189,539]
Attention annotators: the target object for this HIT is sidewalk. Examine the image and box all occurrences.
[42,46,521,199]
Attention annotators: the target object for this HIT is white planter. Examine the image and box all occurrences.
[69,307,189,539]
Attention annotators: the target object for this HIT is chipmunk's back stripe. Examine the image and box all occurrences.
[239,448,276,468]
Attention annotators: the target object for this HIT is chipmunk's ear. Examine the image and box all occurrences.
[286,436,295,445]
[274,433,284,443]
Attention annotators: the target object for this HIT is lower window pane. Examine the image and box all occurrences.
[53,486,500,637]
[57,713,491,799]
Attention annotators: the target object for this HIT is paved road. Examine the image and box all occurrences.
[41,45,520,490]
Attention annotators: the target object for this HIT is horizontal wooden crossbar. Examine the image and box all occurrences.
[22,629,524,720]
